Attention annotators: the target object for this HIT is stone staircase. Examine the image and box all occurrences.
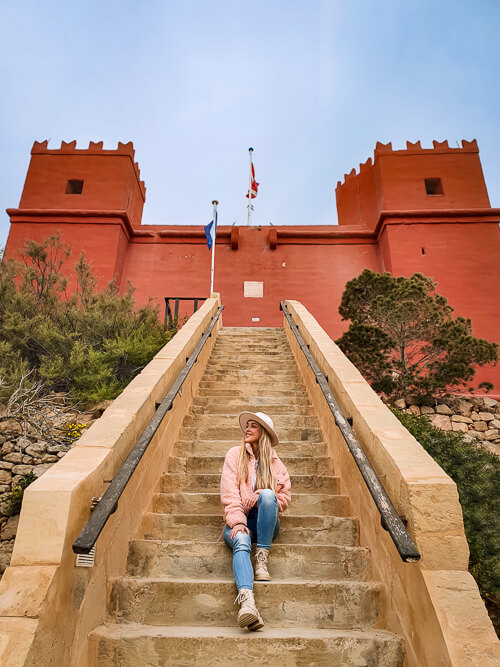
[89,328,404,666]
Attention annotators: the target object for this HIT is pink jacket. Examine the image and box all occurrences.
[220,443,292,528]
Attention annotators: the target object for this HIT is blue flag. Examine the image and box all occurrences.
[204,212,217,250]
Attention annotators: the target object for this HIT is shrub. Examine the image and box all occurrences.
[3,472,36,516]
[393,409,500,606]
[0,234,175,405]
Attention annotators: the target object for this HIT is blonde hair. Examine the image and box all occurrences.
[237,425,277,491]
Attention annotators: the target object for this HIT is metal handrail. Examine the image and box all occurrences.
[164,297,208,330]
[280,302,420,563]
[73,305,224,554]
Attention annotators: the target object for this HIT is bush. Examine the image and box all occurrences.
[0,234,175,405]
[3,473,36,516]
[393,410,500,607]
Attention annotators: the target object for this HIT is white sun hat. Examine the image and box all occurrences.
[238,411,279,446]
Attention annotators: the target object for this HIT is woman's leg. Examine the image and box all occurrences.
[256,489,279,549]
[223,525,264,629]
[223,525,254,590]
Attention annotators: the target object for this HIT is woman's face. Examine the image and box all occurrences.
[244,420,261,446]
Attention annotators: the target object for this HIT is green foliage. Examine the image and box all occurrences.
[4,472,36,516]
[336,269,498,399]
[0,234,175,404]
[393,409,500,601]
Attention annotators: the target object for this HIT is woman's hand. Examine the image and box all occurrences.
[243,491,260,512]
[230,524,250,539]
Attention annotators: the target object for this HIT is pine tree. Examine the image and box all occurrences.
[336,269,498,399]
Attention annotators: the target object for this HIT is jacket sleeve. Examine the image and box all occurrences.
[220,448,247,528]
[275,458,291,513]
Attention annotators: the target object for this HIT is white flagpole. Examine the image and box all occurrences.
[210,200,218,295]
[247,147,253,226]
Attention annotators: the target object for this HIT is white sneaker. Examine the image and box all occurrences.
[254,548,271,581]
[234,589,264,630]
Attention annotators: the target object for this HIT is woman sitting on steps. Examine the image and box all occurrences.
[220,411,291,630]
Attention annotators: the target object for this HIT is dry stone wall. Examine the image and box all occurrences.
[0,401,112,574]
[393,396,500,456]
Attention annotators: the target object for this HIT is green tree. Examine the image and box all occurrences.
[336,269,498,399]
[0,234,175,404]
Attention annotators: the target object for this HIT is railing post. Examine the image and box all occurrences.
[174,298,179,327]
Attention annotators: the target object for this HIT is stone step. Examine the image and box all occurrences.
[214,336,290,354]
[193,395,311,408]
[205,359,295,370]
[201,373,301,384]
[172,440,326,458]
[198,386,308,397]
[109,578,381,629]
[216,332,287,339]
[210,349,293,358]
[213,343,290,351]
[168,455,334,475]
[218,327,285,335]
[200,373,301,383]
[90,624,405,667]
[210,344,293,352]
[183,414,319,430]
[125,540,369,581]
[152,492,348,516]
[190,403,313,416]
[179,425,323,442]
[211,351,292,360]
[160,473,340,494]
[140,513,359,547]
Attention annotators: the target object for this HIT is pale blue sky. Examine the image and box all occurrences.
[1,0,499,247]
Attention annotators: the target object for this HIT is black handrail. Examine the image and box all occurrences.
[73,305,224,554]
[280,302,420,563]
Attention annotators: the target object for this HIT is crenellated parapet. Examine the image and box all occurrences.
[31,140,146,199]
[336,139,479,190]
[374,138,478,156]
[335,139,491,229]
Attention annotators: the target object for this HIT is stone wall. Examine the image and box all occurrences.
[0,402,111,575]
[284,299,499,666]
[394,396,500,457]
[0,295,221,667]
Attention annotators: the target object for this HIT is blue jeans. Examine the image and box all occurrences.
[223,489,280,591]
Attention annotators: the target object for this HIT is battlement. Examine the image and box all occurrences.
[335,138,490,229]
[336,139,479,189]
[31,140,146,199]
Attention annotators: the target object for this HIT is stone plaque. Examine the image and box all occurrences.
[244,281,264,298]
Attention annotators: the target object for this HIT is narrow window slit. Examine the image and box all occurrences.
[66,179,84,194]
[424,178,443,195]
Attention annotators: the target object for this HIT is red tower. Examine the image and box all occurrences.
[336,140,500,384]
[6,140,146,289]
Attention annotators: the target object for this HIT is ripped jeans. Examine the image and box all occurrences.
[223,489,280,591]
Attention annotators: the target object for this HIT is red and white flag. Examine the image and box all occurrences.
[246,161,259,199]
